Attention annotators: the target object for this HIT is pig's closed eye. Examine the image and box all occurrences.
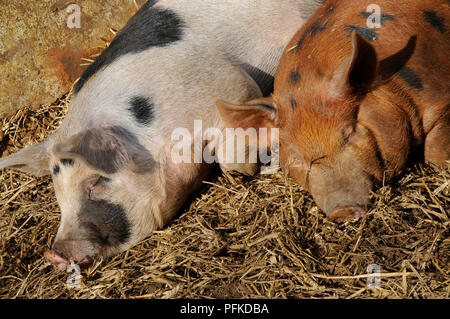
[306,155,328,184]
[311,155,327,166]
[87,176,111,200]
[97,176,111,184]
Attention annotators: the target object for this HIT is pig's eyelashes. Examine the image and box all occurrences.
[87,176,111,200]
[97,176,111,184]
[310,155,328,166]
[306,155,329,184]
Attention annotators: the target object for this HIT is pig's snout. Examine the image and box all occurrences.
[45,240,93,270]
[307,160,372,223]
[44,250,70,270]
[329,206,367,223]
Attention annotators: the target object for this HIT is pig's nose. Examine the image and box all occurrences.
[45,240,93,270]
[44,249,70,270]
[329,206,367,223]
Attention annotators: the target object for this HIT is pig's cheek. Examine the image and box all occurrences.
[287,167,309,189]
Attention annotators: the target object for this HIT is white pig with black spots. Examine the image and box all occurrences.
[0,0,325,268]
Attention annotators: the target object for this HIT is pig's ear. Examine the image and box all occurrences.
[377,35,417,83]
[329,30,378,99]
[53,126,153,174]
[330,31,417,98]
[0,140,51,177]
[216,97,278,129]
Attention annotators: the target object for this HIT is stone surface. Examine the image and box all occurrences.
[0,0,146,117]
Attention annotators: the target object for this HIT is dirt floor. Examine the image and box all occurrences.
[0,90,448,299]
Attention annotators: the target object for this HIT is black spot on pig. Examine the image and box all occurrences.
[398,66,423,90]
[296,21,328,51]
[309,22,328,36]
[90,126,154,174]
[79,199,131,246]
[241,63,274,97]
[361,11,394,24]
[73,1,184,94]
[289,70,301,84]
[55,126,155,174]
[346,25,378,41]
[423,10,445,33]
[60,158,74,166]
[128,96,154,125]
[52,164,60,175]
[290,97,298,109]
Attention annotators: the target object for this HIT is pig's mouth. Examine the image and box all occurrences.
[329,206,367,223]
[44,249,94,270]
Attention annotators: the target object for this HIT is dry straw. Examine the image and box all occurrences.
[0,29,448,299]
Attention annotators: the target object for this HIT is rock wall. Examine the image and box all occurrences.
[0,0,146,117]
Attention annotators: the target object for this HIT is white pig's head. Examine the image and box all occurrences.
[0,125,195,269]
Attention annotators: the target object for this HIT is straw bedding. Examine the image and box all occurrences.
[0,22,449,297]
[0,90,448,299]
